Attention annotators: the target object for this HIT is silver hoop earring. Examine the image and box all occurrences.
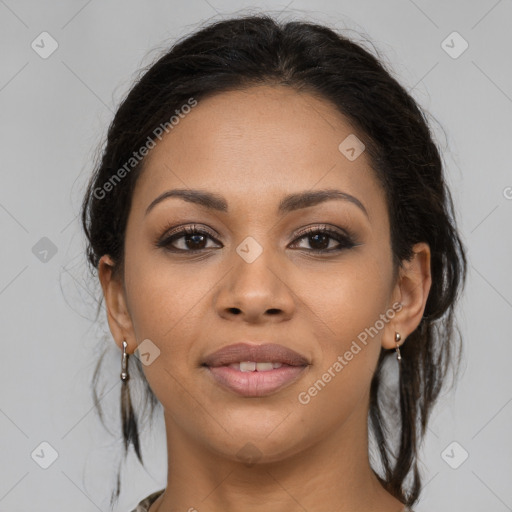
[121,340,129,381]
[119,340,143,462]
[395,332,402,362]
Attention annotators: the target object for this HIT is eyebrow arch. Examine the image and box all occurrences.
[145,188,369,219]
[278,189,368,218]
[145,189,228,216]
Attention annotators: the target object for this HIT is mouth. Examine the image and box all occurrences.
[202,342,310,397]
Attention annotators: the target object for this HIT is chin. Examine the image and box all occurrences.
[204,416,311,465]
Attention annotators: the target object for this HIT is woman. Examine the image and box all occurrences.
[81,13,467,512]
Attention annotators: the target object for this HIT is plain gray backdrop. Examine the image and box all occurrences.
[1,1,511,511]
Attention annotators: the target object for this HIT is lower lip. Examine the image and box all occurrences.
[206,365,307,397]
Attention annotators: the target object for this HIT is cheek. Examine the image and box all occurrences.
[297,255,392,402]
[124,232,210,334]
[123,245,215,385]
[304,253,393,345]
[123,260,212,415]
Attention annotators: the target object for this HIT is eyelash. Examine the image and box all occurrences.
[156,223,358,255]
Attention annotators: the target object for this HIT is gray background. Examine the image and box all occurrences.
[1,1,511,511]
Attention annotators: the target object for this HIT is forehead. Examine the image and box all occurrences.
[132,85,385,218]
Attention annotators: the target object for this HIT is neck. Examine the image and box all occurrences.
[150,404,404,512]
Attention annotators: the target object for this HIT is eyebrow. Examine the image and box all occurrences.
[145,188,369,219]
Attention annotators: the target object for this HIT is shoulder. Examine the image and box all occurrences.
[129,489,165,512]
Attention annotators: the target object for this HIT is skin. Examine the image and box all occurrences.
[99,85,431,512]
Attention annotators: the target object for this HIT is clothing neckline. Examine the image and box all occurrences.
[130,489,164,512]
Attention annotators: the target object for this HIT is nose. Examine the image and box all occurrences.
[214,243,296,324]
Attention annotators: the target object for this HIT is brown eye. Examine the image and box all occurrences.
[311,233,330,250]
[179,232,208,250]
[156,224,357,255]
[290,226,357,253]
[157,225,221,252]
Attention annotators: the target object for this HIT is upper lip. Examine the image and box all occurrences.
[202,343,310,368]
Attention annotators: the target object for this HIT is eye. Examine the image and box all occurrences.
[289,225,357,253]
[156,224,221,252]
[156,223,357,254]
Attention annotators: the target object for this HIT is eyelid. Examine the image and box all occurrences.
[293,223,356,240]
[161,222,219,238]
[156,220,215,237]
[158,222,351,242]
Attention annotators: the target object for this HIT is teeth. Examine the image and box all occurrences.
[228,361,284,372]
[240,361,256,372]
[255,362,273,372]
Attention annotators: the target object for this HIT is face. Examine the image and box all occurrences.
[102,85,414,464]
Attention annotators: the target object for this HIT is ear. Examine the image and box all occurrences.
[98,255,136,353]
[382,242,432,349]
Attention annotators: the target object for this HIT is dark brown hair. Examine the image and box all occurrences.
[81,13,467,508]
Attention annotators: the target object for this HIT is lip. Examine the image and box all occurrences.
[202,342,310,397]
[202,342,310,367]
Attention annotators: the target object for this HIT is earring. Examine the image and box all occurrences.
[394,332,402,362]
[119,341,143,463]
[121,340,129,381]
